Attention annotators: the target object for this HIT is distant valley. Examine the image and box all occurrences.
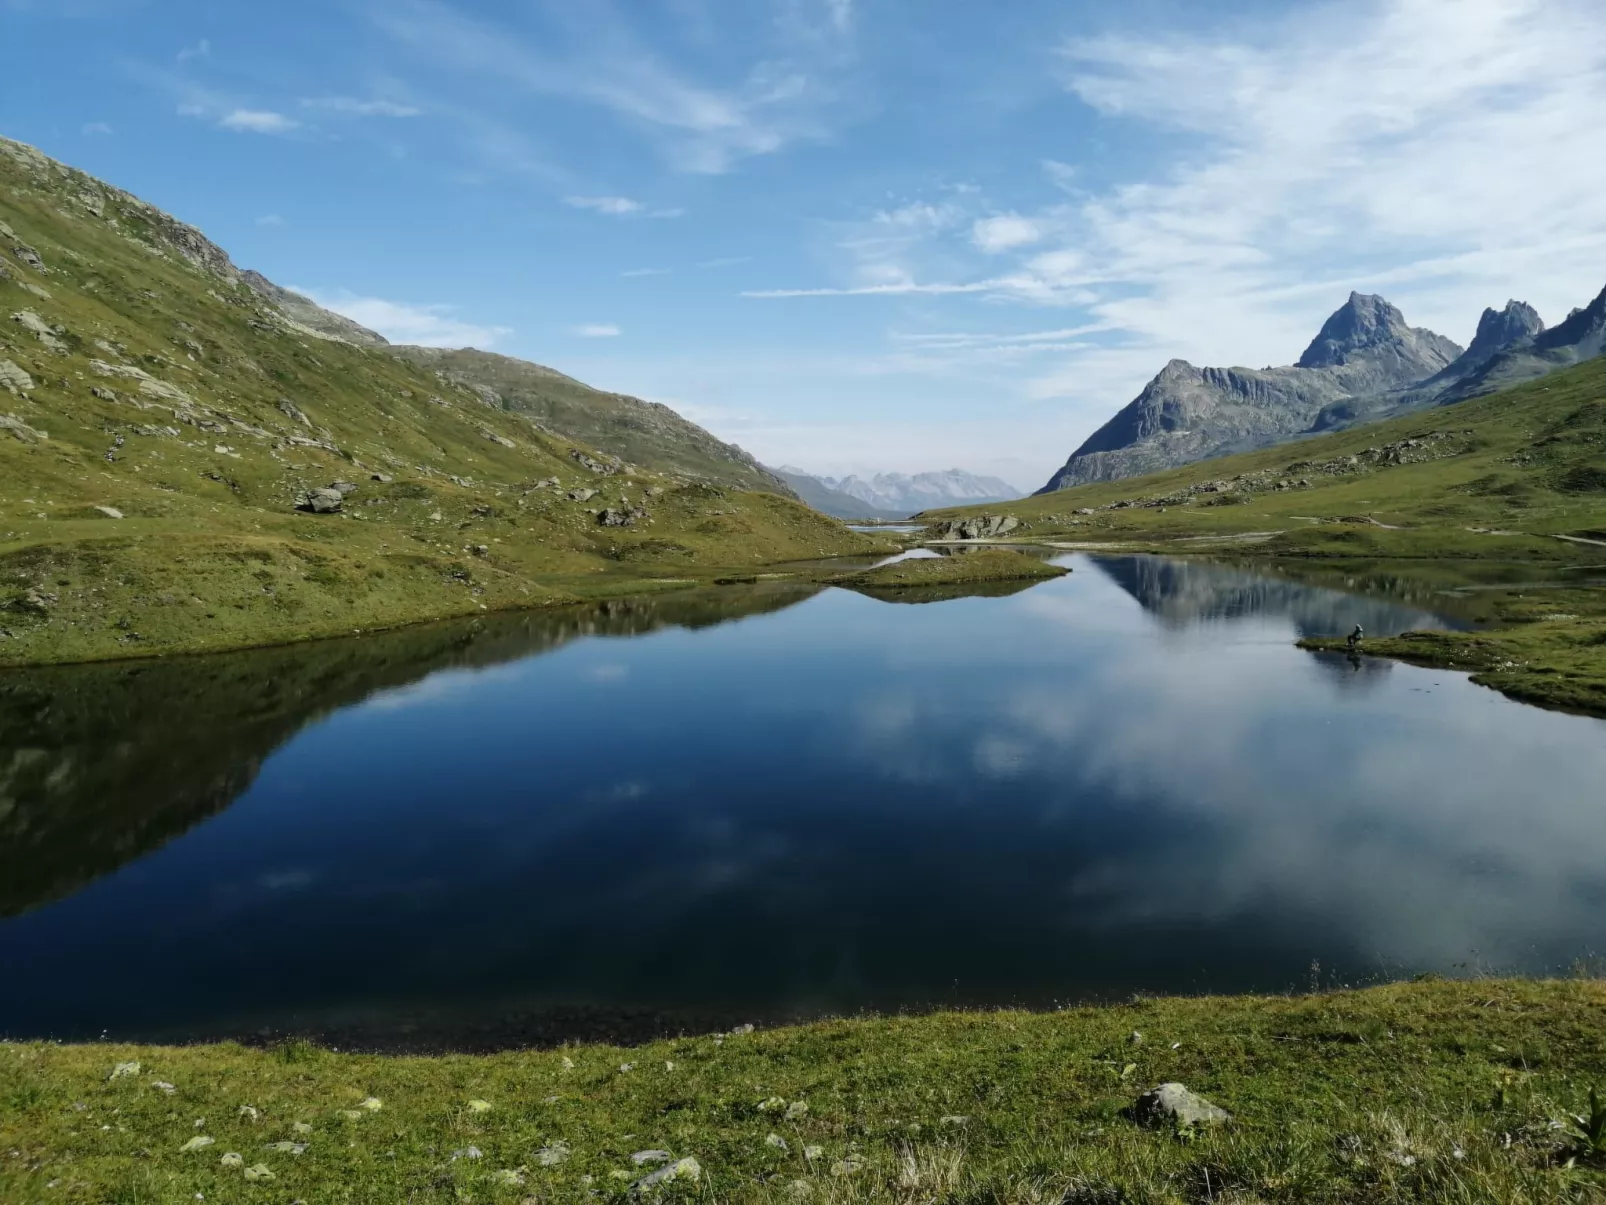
[772,466,1021,520]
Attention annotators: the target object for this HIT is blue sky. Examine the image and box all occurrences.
[6,0,1606,488]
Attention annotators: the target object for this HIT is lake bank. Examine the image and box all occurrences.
[4,979,1604,1204]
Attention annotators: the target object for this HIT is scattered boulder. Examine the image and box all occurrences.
[598,506,647,528]
[277,397,311,427]
[632,1156,700,1193]
[370,472,393,483]
[296,488,345,514]
[1,413,46,443]
[11,244,47,274]
[328,481,359,496]
[481,429,517,449]
[93,505,124,519]
[567,487,599,503]
[931,514,1021,541]
[1132,1083,1231,1128]
[631,1150,672,1166]
[571,449,622,476]
[0,362,35,396]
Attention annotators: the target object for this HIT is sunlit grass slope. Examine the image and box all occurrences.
[0,137,885,666]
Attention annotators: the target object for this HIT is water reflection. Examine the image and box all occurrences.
[1,557,1601,1050]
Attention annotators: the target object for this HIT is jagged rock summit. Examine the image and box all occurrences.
[1036,289,1562,492]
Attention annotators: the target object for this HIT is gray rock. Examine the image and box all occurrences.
[328,481,359,496]
[370,473,393,483]
[571,449,622,476]
[631,1156,700,1193]
[1133,1083,1231,1128]
[567,488,599,503]
[11,244,47,274]
[277,398,312,427]
[297,488,344,514]
[0,412,46,442]
[631,1150,672,1166]
[932,514,1020,541]
[481,429,517,449]
[0,360,35,395]
[598,506,646,528]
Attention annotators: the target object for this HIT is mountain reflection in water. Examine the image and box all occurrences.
[2,556,1602,1051]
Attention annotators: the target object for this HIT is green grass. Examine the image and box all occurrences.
[836,549,1069,591]
[4,980,1605,1203]
[920,357,1606,715]
[0,139,891,667]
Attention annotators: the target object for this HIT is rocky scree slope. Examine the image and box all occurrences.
[1038,287,1605,491]
[0,135,880,666]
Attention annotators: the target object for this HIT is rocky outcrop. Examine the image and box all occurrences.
[239,272,390,347]
[929,514,1020,540]
[296,488,345,513]
[1039,293,1463,492]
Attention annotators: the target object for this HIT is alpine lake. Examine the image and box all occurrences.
[4,551,1605,1052]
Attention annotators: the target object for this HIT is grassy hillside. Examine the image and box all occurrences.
[388,345,792,496]
[0,137,886,667]
[4,979,1604,1204]
[921,356,1606,714]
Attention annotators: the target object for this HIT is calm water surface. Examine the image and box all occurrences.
[3,555,1603,1048]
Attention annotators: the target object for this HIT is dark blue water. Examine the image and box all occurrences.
[2,555,1603,1049]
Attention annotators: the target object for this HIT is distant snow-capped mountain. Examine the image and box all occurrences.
[771,467,1022,519]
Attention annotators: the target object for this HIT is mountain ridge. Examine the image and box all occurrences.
[1038,284,1606,493]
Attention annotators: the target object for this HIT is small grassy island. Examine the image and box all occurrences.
[4,980,1605,1203]
[837,549,1069,591]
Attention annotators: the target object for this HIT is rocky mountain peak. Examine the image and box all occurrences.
[1297,293,1413,368]
[1536,282,1606,352]
[1462,300,1544,366]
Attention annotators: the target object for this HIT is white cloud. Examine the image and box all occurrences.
[621,267,672,277]
[177,38,210,63]
[219,109,298,135]
[81,122,113,137]
[256,214,286,228]
[972,214,1042,253]
[294,288,511,348]
[744,279,1017,299]
[825,0,853,32]
[566,195,644,215]
[302,97,422,117]
[745,0,1606,458]
[572,324,622,338]
[373,1,835,173]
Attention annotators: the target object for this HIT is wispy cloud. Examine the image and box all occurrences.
[621,267,672,277]
[972,214,1042,253]
[566,195,644,215]
[295,288,511,348]
[301,96,422,117]
[218,109,298,135]
[256,214,286,228]
[744,279,1016,299]
[571,323,622,338]
[372,0,840,173]
[698,256,752,269]
[81,121,113,137]
[177,38,210,63]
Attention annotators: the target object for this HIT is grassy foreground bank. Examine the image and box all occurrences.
[4,981,1605,1204]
